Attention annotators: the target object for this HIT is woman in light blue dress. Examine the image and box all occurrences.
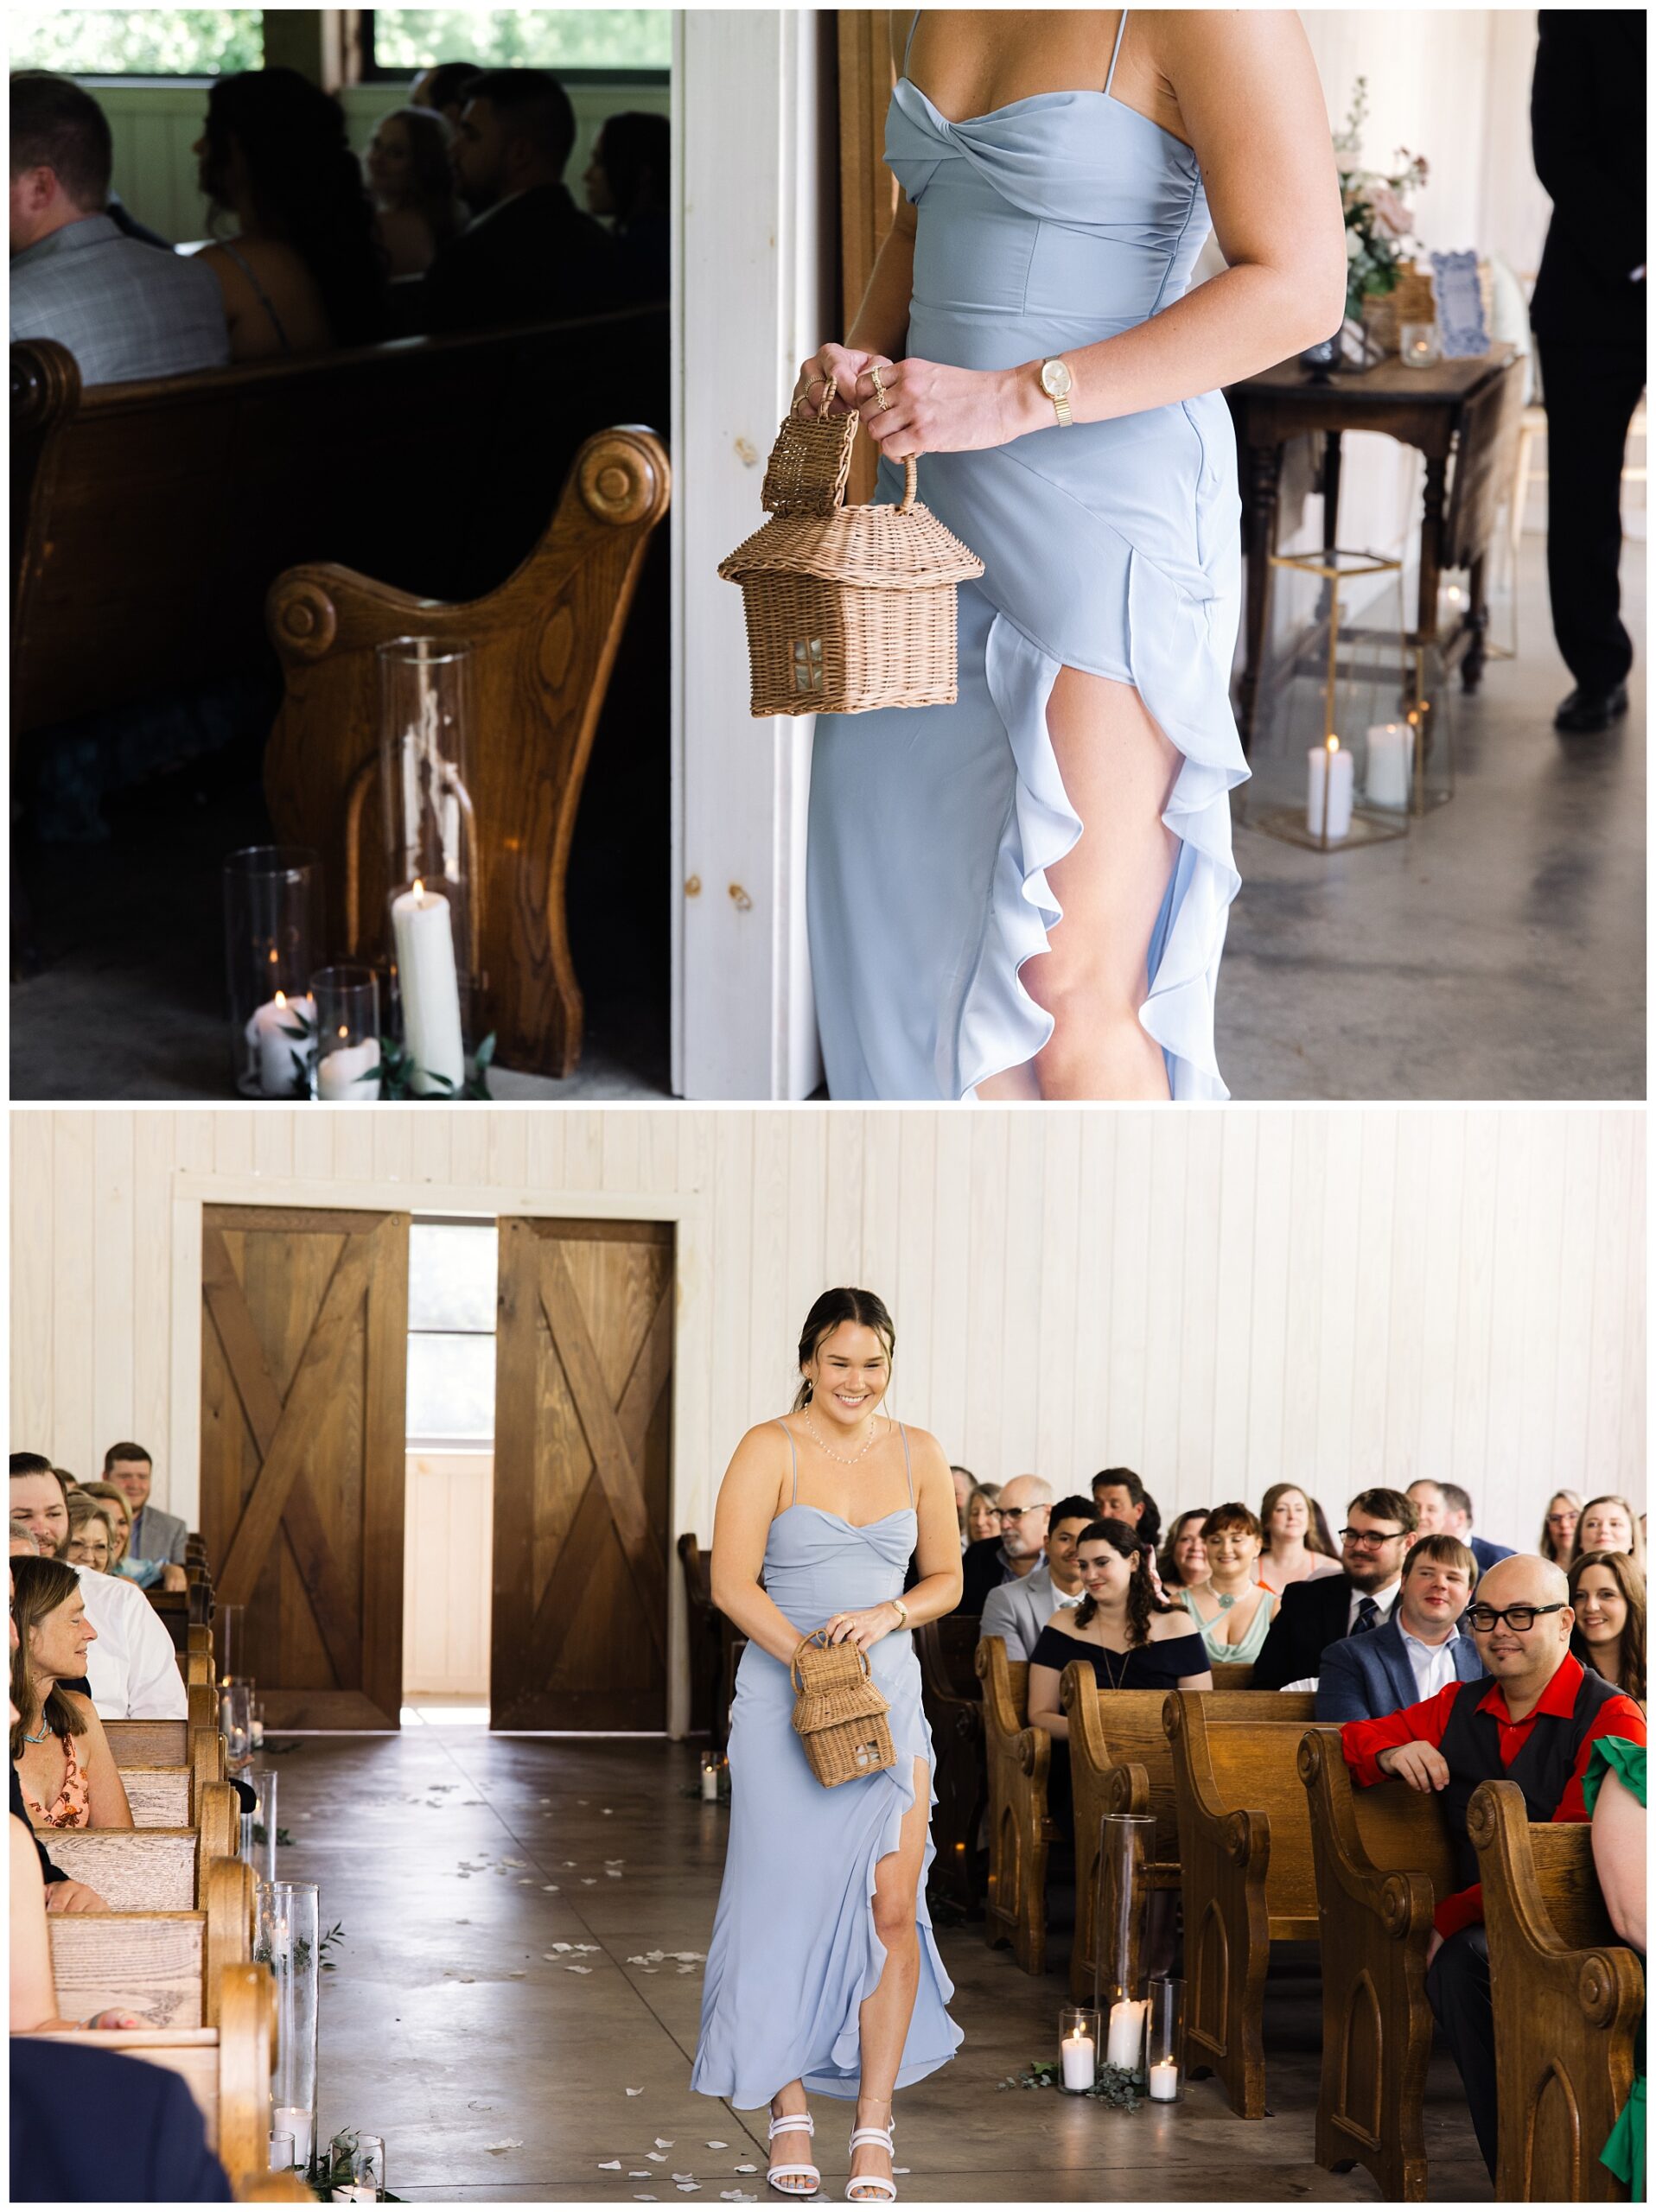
[691,1290,964,2203]
[803,10,1347,1100]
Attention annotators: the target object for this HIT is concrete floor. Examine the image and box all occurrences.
[11,533,1640,1103]
[274,1726,1487,2204]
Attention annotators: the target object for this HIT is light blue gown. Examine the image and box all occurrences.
[691,1423,962,2109]
[807,10,1248,1101]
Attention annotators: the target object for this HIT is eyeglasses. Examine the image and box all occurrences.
[997,1505,1046,1523]
[1467,1602,1567,1634]
[1546,1513,1576,1527]
[1338,1525,1407,1548]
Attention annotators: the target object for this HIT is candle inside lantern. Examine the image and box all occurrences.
[700,1754,721,1802]
[332,2189,377,2204]
[390,877,465,1094]
[1105,1998,1145,2072]
[1061,2027,1097,2092]
[1148,2059,1180,2101]
[245,990,315,1098]
[1306,737,1353,842]
[1365,721,1411,810]
[271,2133,296,2173]
[274,2107,313,2170]
[317,1027,383,1102]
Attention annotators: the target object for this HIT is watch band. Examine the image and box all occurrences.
[890,1597,909,1629]
[1049,385,1073,429]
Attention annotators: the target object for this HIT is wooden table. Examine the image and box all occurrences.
[1224,345,1521,748]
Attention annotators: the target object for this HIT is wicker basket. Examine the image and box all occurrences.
[720,387,984,717]
[790,1630,896,1788]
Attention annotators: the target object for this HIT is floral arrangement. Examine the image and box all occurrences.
[1334,77,1429,321]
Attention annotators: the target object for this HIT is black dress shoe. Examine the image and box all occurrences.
[1554,683,1629,733]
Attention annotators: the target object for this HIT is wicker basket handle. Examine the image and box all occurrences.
[790,1628,874,1693]
[793,374,920,516]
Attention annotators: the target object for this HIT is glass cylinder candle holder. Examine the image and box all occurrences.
[251,1695,266,1751]
[270,2131,296,2173]
[1058,2005,1101,2094]
[224,846,322,1098]
[242,1766,277,1888]
[216,1605,244,1688]
[343,2134,386,2202]
[220,1681,253,1772]
[1145,1978,1186,2104]
[259,1880,321,2176]
[310,964,382,1102]
[700,1750,723,1802]
[1400,321,1439,368]
[377,636,480,1095]
[1097,1812,1156,2077]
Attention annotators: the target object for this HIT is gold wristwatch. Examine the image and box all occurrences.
[889,1598,909,1630]
[1039,356,1074,428]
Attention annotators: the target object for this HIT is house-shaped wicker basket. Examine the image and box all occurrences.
[790,1631,896,1788]
[720,392,984,717]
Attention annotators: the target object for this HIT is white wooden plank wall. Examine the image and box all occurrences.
[10,1109,1643,1555]
[403,1453,494,1697]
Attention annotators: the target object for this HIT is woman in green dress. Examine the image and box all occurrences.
[1585,1735,1646,2199]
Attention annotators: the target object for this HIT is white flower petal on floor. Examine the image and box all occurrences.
[627,2088,645,2097]
[600,2160,622,2170]
[654,2139,675,2149]
[565,1963,594,1974]
[485,2139,523,2152]
[704,2142,727,2150]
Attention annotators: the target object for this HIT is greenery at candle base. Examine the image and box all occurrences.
[999,2058,1143,2109]
[270,1003,498,1101]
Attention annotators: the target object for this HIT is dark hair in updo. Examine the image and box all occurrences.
[793,1288,895,1411]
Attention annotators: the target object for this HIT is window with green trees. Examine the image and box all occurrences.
[367,9,669,77]
[8,8,263,76]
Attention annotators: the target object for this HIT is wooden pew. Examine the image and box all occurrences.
[46,1779,239,1910]
[1470,1777,1645,2202]
[47,1855,256,2030]
[918,1617,986,1916]
[1164,1690,1322,2118]
[977,1635,1060,1973]
[1063,1673,1315,2002]
[108,1711,226,1796]
[29,1962,287,2196]
[264,422,672,1078]
[123,1764,194,1826]
[1297,1726,1454,2201]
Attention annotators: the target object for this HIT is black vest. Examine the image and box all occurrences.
[1438,1663,1622,1888]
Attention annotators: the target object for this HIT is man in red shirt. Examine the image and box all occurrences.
[1340,1554,1645,2178]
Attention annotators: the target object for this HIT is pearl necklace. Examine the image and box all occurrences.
[802,1405,882,1465]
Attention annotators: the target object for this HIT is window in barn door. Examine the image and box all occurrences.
[406,1218,498,1447]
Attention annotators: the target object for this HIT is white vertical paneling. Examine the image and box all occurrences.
[402,1452,494,1695]
[8,1109,1643,1567]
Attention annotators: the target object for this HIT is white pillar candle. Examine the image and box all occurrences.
[1148,2060,1180,2102]
[274,2107,313,2169]
[1306,739,1353,842]
[1061,2030,1097,2091]
[390,880,464,1095]
[245,992,315,1098]
[317,1035,383,1103]
[1105,1999,1145,2071]
[251,1719,265,1747]
[1364,722,1411,810]
[332,2190,377,2203]
[700,1764,720,1802]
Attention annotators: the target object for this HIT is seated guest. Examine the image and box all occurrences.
[10,1458,186,1722]
[980,1494,1092,1662]
[1569,1548,1646,1702]
[102,1441,188,1567]
[10,73,229,385]
[1339,1554,1646,2181]
[1255,1481,1343,1592]
[964,1484,1001,1546]
[1571,1493,1646,1569]
[1407,1479,1513,1574]
[1179,1503,1279,1669]
[955,1474,1050,1614]
[411,60,481,130]
[948,1465,974,1544]
[11,1816,140,2031]
[80,1482,181,1592]
[11,2034,233,2199]
[1251,1486,1419,1691]
[1316,1534,1482,1721]
[584,110,670,302]
[194,67,388,359]
[368,105,461,276]
[1091,1465,1162,1552]
[408,68,619,334]
[1585,1732,1646,2199]
[1026,1520,1211,1738]
[7,1573,108,1911]
[1539,1487,1583,1566]
[10,1558,133,1830]
[1157,1508,1210,1593]
[61,1494,111,1577]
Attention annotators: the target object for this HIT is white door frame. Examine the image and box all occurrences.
[672,10,836,1098]
[169,1171,705,1735]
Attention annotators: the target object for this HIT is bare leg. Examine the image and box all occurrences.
[767,2079,815,2196]
[850,1761,930,2197]
[1021,665,1182,1101]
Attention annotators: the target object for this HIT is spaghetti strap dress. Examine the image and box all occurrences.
[691,1422,963,2107]
[807,9,1247,1102]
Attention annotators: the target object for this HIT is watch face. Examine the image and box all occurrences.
[1041,359,1073,397]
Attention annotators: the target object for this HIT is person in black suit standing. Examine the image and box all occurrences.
[1530,11,1646,734]
[1251,1487,1419,1691]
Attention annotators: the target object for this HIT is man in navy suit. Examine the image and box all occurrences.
[1407,1481,1514,1577]
[1316,1535,1484,1722]
[11,2037,232,2199]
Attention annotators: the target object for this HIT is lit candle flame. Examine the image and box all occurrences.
[1327,735,1341,753]
[274,990,287,1008]
[412,876,424,899]
[337,1025,348,1039]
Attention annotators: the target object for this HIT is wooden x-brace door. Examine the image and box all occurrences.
[200,1205,410,1730]
[491,1217,674,1730]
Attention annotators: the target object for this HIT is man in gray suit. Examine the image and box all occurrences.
[10,74,229,386]
[1315,1535,1483,1722]
[980,1494,1096,1662]
[104,1441,188,1567]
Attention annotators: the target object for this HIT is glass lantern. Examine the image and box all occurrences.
[376,637,480,1094]
[223,846,321,1097]
[1097,1812,1155,2078]
[1145,1978,1187,2103]
[258,1880,320,2177]
[309,964,381,1102]
[1058,2004,1102,2094]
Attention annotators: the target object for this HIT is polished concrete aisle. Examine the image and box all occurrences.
[277,1725,1487,2203]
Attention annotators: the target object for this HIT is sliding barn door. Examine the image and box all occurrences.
[492,1217,673,1730]
[201,1205,410,1730]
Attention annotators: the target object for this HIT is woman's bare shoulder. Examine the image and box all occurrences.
[1148,1605,1198,1640]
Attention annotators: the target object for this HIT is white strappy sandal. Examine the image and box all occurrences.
[844,2119,896,2203]
[766,2109,821,2198]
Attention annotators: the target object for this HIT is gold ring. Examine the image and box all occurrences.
[869,363,892,412]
